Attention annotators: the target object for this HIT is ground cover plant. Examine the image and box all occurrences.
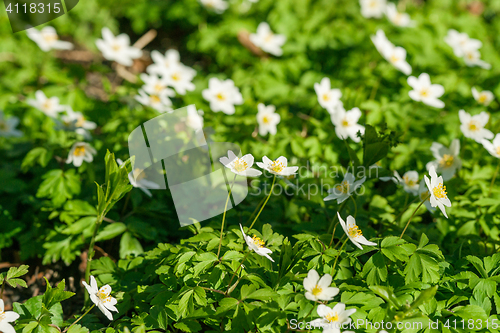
[1,0,500,332]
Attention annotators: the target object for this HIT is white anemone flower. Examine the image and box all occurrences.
[0,112,23,138]
[426,139,461,181]
[117,159,161,197]
[95,27,142,67]
[371,30,411,75]
[418,180,435,213]
[481,134,500,159]
[388,170,419,196]
[140,73,169,95]
[147,50,181,76]
[331,107,365,142]
[66,142,97,167]
[163,63,196,95]
[256,156,299,176]
[303,269,339,302]
[370,30,392,54]
[314,78,343,114]
[385,3,414,27]
[135,89,175,113]
[185,105,204,131]
[202,78,243,115]
[309,303,356,332]
[444,29,482,58]
[82,275,119,321]
[220,150,262,177]
[62,107,97,137]
[249,22,286,57]
[324,173,366,204]
[472,87,494,106]
[27,26,73,52]
[27,90,67,118]
[0,299,19,333]
[338,213,377,250]
[256,103,280,136]
[424,166,451,218]
[200,0,228,13]
[359,0,387,18]
[239,224,274,262]
[463,48,491,69]
[458,110,493,143]
[407,73,445,108]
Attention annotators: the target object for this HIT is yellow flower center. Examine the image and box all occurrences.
[270,160,285,173]
[466,52,474,60]
[478,94,487,103]
[0,311,5,321]
[150,95,161,104]
[264,33,274,42]
[325,312,339,323]
[390,54,400,63]
[420,88,429,97]
[133,168,146,181]
[262,116,270,124]
[335,180,350,194]
[341,118,350,127]
[439,154,454,167]
[42,100,52,111]
[252,235,265,248]
[403,175,416,187]
[43,34,58,42]
[468,121,479,132]
[233,158,248,172]
[433,183,447,199]
[216,93,225,101]
[112,44,121,51]
[154,83,164,92]
[322,94,330,101]
[348,225,362,238]
[311,285,322,296]
[172,73,180,81]
[97,289,110,301]
[74,146,86,157]
[496,146,500,156]
[76,116,86,128]
[369,0,377,8]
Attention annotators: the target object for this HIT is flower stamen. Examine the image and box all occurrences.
[348,225,362,238]
[433,183,447,199]
[439,154,454,167]
[252,235,265,248]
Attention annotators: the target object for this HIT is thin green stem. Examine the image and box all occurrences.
[248,175,276,230]
[0,281,5,299]
[328,201,347,247]
[245,196,267,225]
[226,251,250,295]
[63,304,95,333]
[217,175,237,258]
[489,159,500,196]
[391,195,420,226]
[85,216,104,293]
[350,196,358,218]
[399,194,430,239]
[331,238,349,276]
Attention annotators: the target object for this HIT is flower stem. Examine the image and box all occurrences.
[85,215,104,295]
[392,195,420,226]
[350,196,357,218]
[489,159,500,196]
[328,201,347,247]
[226,251,250,295]
[63,304,95,333]
[245,195,267,225]
[248,175,276,230]
[217,175,237,258]
[399,194,430,239]
[331,238,349,276]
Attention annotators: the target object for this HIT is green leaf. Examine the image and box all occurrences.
[466,255,489,279]
[369,285,402,310]
[381,237,410,262]
[21,147,53,172]
[215,297,239,315]
[407,285,438,313]
[42,278,75,310]
[119,232,144,258]
[36,169,81,207]
[96,222,127,241]
[361,252,387,285]
[178,289,194,318]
